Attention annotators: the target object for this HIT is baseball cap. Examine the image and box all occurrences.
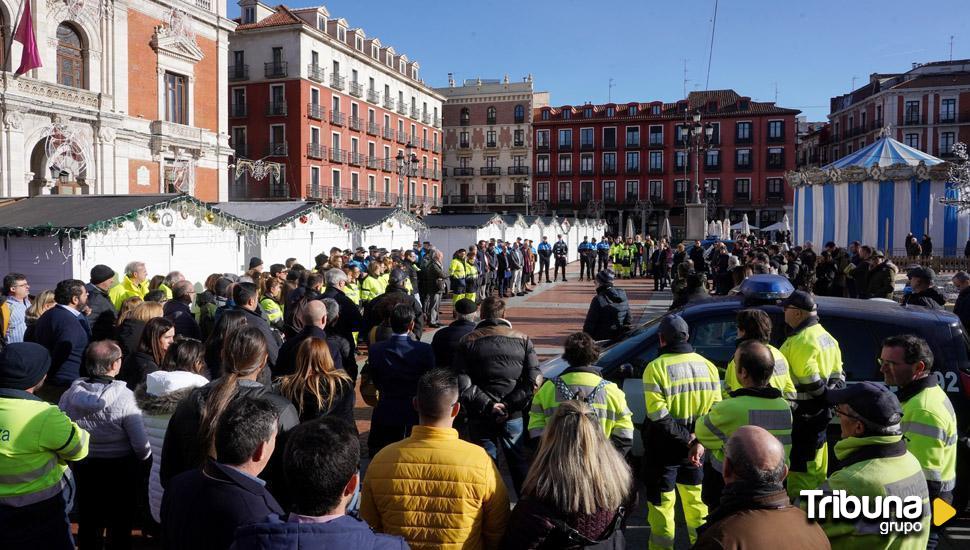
[595,269,615,286]
[871,249,886,258]
[388,268,408,286]
[827,381,903,432]
[659,314,689,343]
[907,266,936,281]
[780,290,817,312]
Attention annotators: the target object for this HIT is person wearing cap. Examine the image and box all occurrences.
[553,234,569,282]
[108,261,150,310]
[449,248,468,308]
[862,249,897,300]
[537,236,553,283]
[821,382,930,549]
[582,269,631,342]
[901,266,945,310]
[528,332,634,454]
[463,245,480,303]
[0,342,90,549]
[879,335,956,549]
[641,314,721,550]
[577,236,594,281]
[85,264,118,342]
[418,249,446,329]
[596,236,612,272]
[692,340,793,506]
[431,298,478,370]
[779,289,845,500]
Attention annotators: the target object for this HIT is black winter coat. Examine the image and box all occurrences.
[85,283,117,342]
[274,325,343,378]
[164,300,202,340]
[418,258,446,295]
[954,287,970,330]
[362,287,424,340]
[119,350,159,390]
[116,319,146,358]
[583,286,631,342]
[235,305,282,371]
[902,287,946,310]
[321,285,363,351]
[430,318,477,369]
[454,319,540,418]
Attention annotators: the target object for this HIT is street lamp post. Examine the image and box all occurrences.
[396,142,417,212]
[682,110,715,240]
[524,181,532,216]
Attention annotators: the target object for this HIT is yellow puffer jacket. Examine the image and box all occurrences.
[360,426,510,550]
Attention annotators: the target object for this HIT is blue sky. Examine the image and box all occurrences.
[232,0,969,120]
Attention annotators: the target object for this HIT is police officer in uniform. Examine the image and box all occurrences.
[552,235,569,282]
[577,237,594,281]
[692,340,793,506]
[880,335,957,549]
[528,332,634,454]
[779,290,844,499]
[822,382,930,549]
[642,315,721,550]
[537,236,553,283]
[596,237,612,272]
[0,343,90,549]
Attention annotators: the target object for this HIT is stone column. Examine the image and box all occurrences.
[3,109,26,197]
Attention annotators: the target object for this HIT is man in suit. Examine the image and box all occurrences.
[163,281,202,340]
[364,304,435,457]
[161,396,283,550]
[274,300,342,379]
[29,279,90,403]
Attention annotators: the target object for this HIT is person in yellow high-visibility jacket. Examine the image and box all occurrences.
[463,247,479,303]
[449,249,467,309]
[0,342,90,549]
[108,261,150,310]
[723,309,796,400]
[359,262,386,306]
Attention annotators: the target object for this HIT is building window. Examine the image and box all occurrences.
[626,126,640,147]
[625,151,639,172]
[735,179,751,199]
[651,105,661,115]
[736,148,752,168]
[736,122,752,142]
[603,152,617,172]
[536,155,550,174]
[56,23,85,88]
[242,6,255,23]
[767,120,783,140]
[705,149,720,168]
[486,130,496,147]
[674,179,687,198]
[164,72,188,124]
[941,132,955,155]
[558,129,573,148]
[584,106,593,118]
[649,150,663,171]
[537,182,550,201]
[767,147,784,169]
[626,180,639,200]
[905,133,918,148]
[460,108,470,125]
[580,181,593,202]
[580,128,594,148]
[603,127,617,149]
[536,130,550,148]
[606,106,615,117]
[628,105,637,116]
[459,131,469,148]
[562,109,571,120]
[649,125,663,145]
[767,178,784,197]
[580,153,593,174]
[558,181,572,202]
[603,180,616,202]
[675,150,688,170]
[648,180,662,200]
[513,129,524,146]
[514,104,526,123]
[940,99,956,123]
[486,106,497,125]
[904,100,920,124]
[540,110,550,121]
[558,154,572,174]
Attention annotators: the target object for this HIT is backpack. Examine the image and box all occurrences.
[0,301,9,340]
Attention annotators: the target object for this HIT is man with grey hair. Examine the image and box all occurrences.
[109,261,149,309]
[275,300,342,378]
[322,297,356,381]
[164,280,201,339]
[952,270,970,331]
[322,268,363,351]
[418,248,446,328]
[693,426,828,549]
[158,271,185,300]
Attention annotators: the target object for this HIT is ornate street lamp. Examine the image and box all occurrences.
[396,142,417,211]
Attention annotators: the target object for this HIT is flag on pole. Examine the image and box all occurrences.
[13,1,42,75]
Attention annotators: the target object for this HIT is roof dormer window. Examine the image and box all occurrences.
[355,37,363,51]
[584,107,593,118]
[606,106,615,117]
[243,6,255,24]
[337,27,346,42]
[371,45,378,58]
[399,60,405,73]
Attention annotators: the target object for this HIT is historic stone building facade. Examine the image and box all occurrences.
[0,0,233,201]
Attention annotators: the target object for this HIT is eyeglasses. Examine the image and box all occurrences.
[876,358,908,368]
[833,406,867,424]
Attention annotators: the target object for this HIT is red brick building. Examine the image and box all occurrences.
[828,59,970,162]
[228,2,444,211]
[531,90,799,237]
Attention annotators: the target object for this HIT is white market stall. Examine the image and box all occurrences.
[0,194,256,290]
[423,214,505,255]
[500,214,532,243]
[213,201,353,267]
[337,208,426,251]
[788,136,964,255]
[522,216,546,245]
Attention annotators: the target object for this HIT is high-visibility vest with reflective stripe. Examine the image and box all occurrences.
[779,321,844,402]
[0,395,90,506]
[723,344,797,400]
[360,276,383,303]
[463,260,478,279]
[695,391,793,472]
[818,435,930,550]
[259,298,283,323]
[449,259,466,279]
[528,370,634,444]
[643,351,722,428]
[344,283,361,305]
[900,383,957,494]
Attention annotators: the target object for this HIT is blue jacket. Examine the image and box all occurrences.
[30,305,90,386]
[578,241,593,252]
[537,241,552,256]
[596,241,611,253]
[232,514,408,550]
[162,460,284,550]
[367,334,435,427]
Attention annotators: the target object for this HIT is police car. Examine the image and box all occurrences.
[541,275,970,505]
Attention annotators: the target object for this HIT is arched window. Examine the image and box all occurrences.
[514,104,525,123]
[486,106,496,124]
[460,107,470,126]
[56,24,85,89]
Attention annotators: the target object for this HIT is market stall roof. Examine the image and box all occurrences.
[0,194,226,236]
[500,214,525,227]
[335,207,424,229]
[212,201,314,226]
[823,136,943,170]
[422,213,502,228]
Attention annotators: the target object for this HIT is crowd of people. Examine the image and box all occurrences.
[0,230,961,550]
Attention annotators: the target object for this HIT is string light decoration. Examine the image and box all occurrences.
[941,142,970,210]
[167,154,196,194]
[234,158,282,182]
[44,123,89,182]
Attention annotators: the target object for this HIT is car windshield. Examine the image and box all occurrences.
[598,316,663,372]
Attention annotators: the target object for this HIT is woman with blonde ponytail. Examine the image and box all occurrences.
[275,338,355,425]
[502,400,633,549]
[159,325,299,487]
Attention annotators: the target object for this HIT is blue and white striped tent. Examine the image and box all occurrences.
[789,136,964,255]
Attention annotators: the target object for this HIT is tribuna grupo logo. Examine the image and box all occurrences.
[801,490,925,535]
